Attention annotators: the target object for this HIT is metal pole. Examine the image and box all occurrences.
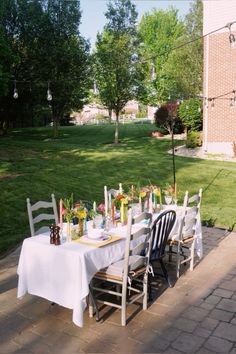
[171,130,176,188]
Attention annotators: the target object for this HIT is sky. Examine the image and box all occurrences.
[79,0,191,48]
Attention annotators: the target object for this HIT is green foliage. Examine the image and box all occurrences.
[186,131,202,148]
[94,0,145,143]
[154,103,183,134]
[0,0,91,137]
[0,124,236,254]
[179,98,202,131]
[137,1,203,105]
[138,8,184,104]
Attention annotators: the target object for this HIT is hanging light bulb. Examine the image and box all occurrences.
[93,79,98,95]
[47,81,52,101]
[204,98,208,108]
[186,105,189,110]
[227,23,236,49]
[151,62,156,81]
[211,98,215,109]
[198,106,201,113]
[230,98,234,108]
[13,80,18,99]
[233,91,236,105]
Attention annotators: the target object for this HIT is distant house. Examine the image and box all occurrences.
[203,0,236,156]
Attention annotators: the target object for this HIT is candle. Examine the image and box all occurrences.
[131,185,134,201]
[119,183,123,194]
[59,198,63,226]
[104,186,108,216]
[120,201,124,223]
[93,201,96,212]
[139,195,142,212]
[159,188,162,206]
[149,192,153,213]
[108,192,111,212]
[112,202,115,225]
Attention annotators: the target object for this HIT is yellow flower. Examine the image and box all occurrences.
[121,198,128,205]
[153,188,160,197]
[139,191,146,198]
[78,210,87,219]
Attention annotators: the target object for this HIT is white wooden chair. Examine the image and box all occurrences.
[26,194,59,236]
[89,210,152,326]
[175,188,203,277]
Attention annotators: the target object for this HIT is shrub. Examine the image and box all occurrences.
[186,131,202,148]
[179,98,202,132]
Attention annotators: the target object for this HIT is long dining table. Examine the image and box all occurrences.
[17,206,203,327]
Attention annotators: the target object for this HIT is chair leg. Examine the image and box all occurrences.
[169,245,173,262]
[143,273,148,310]
[159,259,172,288]
[148,273,153,302]
[176,242,181,278]
[190,240,195,271]
[121,285,127,326]
[89,283,100,321]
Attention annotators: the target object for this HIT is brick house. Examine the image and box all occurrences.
[203,0,236,156]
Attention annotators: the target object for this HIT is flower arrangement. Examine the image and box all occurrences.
[62,194,74,223]
[113,193,128,209]
[163,184,175,197]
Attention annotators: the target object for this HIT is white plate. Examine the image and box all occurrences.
[87,228,103,239]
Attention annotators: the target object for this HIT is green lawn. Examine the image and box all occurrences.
[0,123,235,255]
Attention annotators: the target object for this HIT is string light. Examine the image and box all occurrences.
[211,98,215,109]
[151,62,156,81]
[46,81,52,101]
[227,22,236,49]
[13,80,18,99]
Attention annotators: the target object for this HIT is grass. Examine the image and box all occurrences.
[0,123,236,255]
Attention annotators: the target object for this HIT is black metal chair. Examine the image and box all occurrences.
[150,210,176,288]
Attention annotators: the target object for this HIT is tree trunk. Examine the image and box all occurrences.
[114,111,119,144]
[108,108,112,124]
[53,116,59,138]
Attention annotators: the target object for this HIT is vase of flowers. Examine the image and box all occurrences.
[63,194,74,242]
[139,187,150,212]
[113,193,129,225]
[74,202,87,237]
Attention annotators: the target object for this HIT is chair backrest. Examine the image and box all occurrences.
[151,210,176,260]
[182,188,202,238]
[27,194,59,236]
[122,210,152,282]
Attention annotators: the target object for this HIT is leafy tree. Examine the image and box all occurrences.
[154,103,180,134]
[138,8,184,105]
[178,98,202,132]
[94,0,144,144]
[164,0,203,100]
[0,0,91,137]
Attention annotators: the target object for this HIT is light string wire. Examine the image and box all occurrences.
[0,19,235,103]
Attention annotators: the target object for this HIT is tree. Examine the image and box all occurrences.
[178,98,202,132]
[164,0,203,100]
[94,0,144,144]
[138,8,184,105]
[0,0,91,137]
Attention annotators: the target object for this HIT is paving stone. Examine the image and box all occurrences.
[230,317,236,325]
[213,322,236,341]
[193,326,212,338]
[204,336,233,353]
[171,333,205,353]
[0,339,22,354]
[213,288,234,298]
[181,306,209,322]
[209,308,234,322]
[201,317,219,331]
[216,298,236,313]
[172,317,198,333]
[219,280,236,291]
[200,302,216,311]
[205,295,221,305]
[230,347,236,354]
[158,327,182,342]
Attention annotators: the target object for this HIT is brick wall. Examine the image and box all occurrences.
[203,0,236,155]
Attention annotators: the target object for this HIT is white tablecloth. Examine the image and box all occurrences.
[17,208,202,327]
[17,233,126,327]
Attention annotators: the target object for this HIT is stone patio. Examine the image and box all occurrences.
[1,226,236,353]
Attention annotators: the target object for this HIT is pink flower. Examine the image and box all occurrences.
[97,203,105,212]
